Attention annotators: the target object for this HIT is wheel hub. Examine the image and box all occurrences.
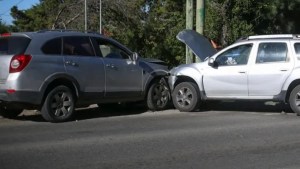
[57,101,63,109]
[153,84,169,107]
[177,87,192,107]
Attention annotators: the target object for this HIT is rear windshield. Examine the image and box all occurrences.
[0,36,31,55]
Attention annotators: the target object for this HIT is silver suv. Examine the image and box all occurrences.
[0,30,170,122]
[169,30,300,114]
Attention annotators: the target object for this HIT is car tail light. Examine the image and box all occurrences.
[1,33,11,37]
[9,55,32,73]
[6,89,16,94]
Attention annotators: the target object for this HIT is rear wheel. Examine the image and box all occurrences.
[172,82,200,112]
[289,85,300,115]
[147,79,170,111]
[41,85,75,122]
[0,105,23,118]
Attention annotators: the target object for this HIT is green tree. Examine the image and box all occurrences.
[0,18,10,33]
[205,0,300,46]
[256,0,300,34]
[10,0,300,66]
[138,0,186,65]
[205,0,261,46]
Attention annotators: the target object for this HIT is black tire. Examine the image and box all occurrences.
[41,85,75,122]
[289,85,300,115]
[0,106,23,118]
[147,79,170,111]
[172,82,200,112]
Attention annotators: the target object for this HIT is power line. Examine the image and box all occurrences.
[0,0,25,16]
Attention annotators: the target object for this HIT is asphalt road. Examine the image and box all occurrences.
[1,101,300,169]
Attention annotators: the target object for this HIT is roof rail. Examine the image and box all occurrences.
[37,29,79,33]
[235,36,249,43]
[248,34,293,40]
[293,34,300,39]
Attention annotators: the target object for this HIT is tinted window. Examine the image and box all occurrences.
[294,43,300,54]
[63,37,95,56]
[256,43,288,63]
[215,44,252,66]
[93,38,130,59]
[0,36,31,55]
[42,38,62,55]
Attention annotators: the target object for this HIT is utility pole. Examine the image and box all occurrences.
[99,0,102,34]
[196,0,205,62]
[196,0,205,34]
[186,0,194,64]
[85,0,87,32]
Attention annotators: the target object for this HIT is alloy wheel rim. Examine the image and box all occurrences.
[152,84,169,107]
[50,91,72,117]
[295,92,300,107]
[176,87,193,108]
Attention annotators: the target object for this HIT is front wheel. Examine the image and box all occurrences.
[41,86,75,122]
[172,82,200,112]
[289,85,300,115]
[147,79,170,111]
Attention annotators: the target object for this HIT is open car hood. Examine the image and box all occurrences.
[177,29,217,61]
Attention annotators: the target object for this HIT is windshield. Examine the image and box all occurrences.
[0,36,31,55]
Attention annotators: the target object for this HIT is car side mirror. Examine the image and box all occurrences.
[208,58,216,67]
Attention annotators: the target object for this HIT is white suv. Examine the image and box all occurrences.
[169,30,300,114]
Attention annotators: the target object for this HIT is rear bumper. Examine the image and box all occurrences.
[0,90,42,105]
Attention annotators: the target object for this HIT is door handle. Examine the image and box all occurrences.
[280,69,288,72]
[65,61,78,67]
[110,64,118,70]
[71,62,78,67]
[238,71,246,74]
[110,64,116,69]
[106,64,118,70]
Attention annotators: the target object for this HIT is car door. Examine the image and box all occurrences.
[92,37,143,98]
[63,36,105,100]
[203,43,253,97]
[248,41,293,96]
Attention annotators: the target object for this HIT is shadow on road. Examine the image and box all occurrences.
[15,103,148,122]
[7,101,294,122]
[75,103,148,121]
[200,100,293,113]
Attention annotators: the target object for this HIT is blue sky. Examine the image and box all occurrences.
[0,0,40,25]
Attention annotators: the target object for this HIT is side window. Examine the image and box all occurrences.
[0,37,31,55]
[256,43,288,63]
[63,36,95,56]
[294,43,300,60]
[42,38,62,55]
[93,38,130,59]
[215,44,252,66]
[294,43,300,54]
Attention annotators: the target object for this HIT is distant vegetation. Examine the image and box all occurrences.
[1,0,300,66]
